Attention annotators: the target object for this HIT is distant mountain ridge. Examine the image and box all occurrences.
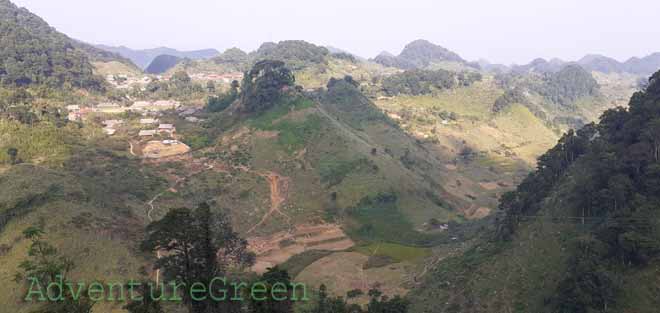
[95,45,220,69]
[481,53,660,75]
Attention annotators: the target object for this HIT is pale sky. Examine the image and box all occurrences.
[11,0,660,65]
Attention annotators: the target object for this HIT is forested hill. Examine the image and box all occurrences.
[372,39,468,70]
[0,0,130,89]
[410,70,660,313]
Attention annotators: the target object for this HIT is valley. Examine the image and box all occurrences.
[1,0,659,312]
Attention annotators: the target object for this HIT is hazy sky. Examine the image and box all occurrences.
[12,0,660,65]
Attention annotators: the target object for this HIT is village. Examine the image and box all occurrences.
[106,72,244,90]
[66,99,202,159]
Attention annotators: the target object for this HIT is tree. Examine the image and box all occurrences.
[15,226,74,285]
[643,118,660,162]
[7,147,19,164]
[206,80,216,93]
[15,226,93,313]
[240,60,295,113]
[123,281,164,313]
[141,203,255,313]
[171,71,192,89]
[248,267,294,313]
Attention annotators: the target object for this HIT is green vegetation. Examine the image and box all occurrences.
[382,69,481,96]
[411,70,660,313]
[249,96,314,129]
[318,157,376,187]
[278,250,333,278]
[240,60,296,113]
[0,0,106,90]
[537,64,600,107]
[354,243,431,263]
[140,203,255,313]
[346,192,447,247]
[252,40,329,70]
[0,120,79,165]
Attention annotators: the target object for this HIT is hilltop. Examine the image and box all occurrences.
[372,39,469,71]
[145,54,183,74]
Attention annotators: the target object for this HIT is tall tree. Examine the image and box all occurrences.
[141,203,255,313]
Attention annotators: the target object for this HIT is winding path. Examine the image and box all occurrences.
[246,171,292,234]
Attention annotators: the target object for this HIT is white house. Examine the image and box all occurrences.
[139,130,157,137]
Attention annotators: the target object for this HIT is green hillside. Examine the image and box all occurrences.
[409,70,660,313]
[0,0,136,90]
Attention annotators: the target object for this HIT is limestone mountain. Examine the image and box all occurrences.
[145,54,183,74]
[372,39,467,70]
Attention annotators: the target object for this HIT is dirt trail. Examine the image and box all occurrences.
[246,171,291,234]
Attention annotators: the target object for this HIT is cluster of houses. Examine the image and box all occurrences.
[66,100,182,121]
[102,119,123,136]
[190,72,244,84]
[138,119,176,137]
[97,116,176,138]
[106,75,152,90]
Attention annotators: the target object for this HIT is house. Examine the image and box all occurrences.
[103,120,123,127]
[158,124,175,134]
[67,112,80,121]
[185,116,200,123]
[96,102,125,114]
[139,130,157,137]
[103,128,116,136]
[140,118,159,124]
[130,101,151,111]
[163,139,180,145]
[97,102,120,109]
[66,105,80,111]
[153,100,181,109]
[179,108,197,116]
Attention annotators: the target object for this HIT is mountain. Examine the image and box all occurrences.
[144,54,182,74]
[372,51,416,69]
[372,39,466,70]
[95,45,220,69]
[410,70,660,313]
[399,39,466,67]
[624,52,660,75]
[578,54,624,73]
[511,57,567,74]
[250,40,330,70]
[0,0,134,90]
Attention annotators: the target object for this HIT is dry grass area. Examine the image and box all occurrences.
[295,252,411,303]
[248,223,354,273]
[142,141,191,158]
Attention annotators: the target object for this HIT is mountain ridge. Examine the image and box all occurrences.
[95,44,220,69]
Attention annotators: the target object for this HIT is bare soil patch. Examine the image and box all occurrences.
[248,223,354,273]
[142,141,191,159]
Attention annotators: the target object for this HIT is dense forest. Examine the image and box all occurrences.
[497,70,660,312]
[0,0,132,90]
